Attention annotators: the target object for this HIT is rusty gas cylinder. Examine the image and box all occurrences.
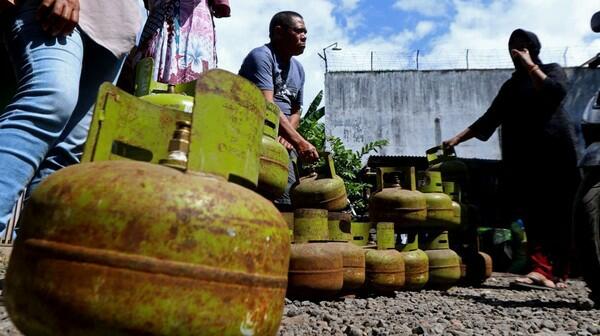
[481,252,493,279]
[397,232,429,290]
[5,161,290,336]
[281,212,295,242]
[288,243,344,298]
[257,102,289,200]
[464,251,493,285]
[328,212,352,242]
[5,69,289,335]
[291,153,347,211]
[293,208,329,243]
[350,221,371,246]
[369,167,427,228]
[324,242,366,291]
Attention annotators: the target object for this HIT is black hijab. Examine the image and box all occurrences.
[508,28,542,71]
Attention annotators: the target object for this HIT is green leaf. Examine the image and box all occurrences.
[303,90,323,122]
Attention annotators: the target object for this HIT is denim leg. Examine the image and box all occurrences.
[28,37,126,193]
[274,149,298,208]
[0,3,83,228]
[27,0,146,193]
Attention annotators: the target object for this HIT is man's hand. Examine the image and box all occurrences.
[511,48,535,68]
[296,139,319,163]
[36,0,79,37]
[443,136,461,149]
[278,136,294,150]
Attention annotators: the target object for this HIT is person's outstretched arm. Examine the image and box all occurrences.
[443,127,476,148]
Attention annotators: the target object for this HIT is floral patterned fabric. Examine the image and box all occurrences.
[135,0,217,84]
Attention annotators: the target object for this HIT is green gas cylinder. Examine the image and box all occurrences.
[443,181,492,285]
[288,243,344,298]
[281,211,295,242]
[328,212,353,242]
[397,233,429,290]
[293,208,329,243]
[364,223,405,293]
[420,232,461,289]
[135,58,196,112]
[426,145,469,188]
[5,70,289,335]
[350,221,371,246]
[368,167,427,228]
[375,222,395,250]
[418,170,455,229]
[291,153,348,211]
[139,89,195,112]
[257,102,289,200]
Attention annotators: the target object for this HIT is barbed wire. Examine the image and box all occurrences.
[323,46,597,72]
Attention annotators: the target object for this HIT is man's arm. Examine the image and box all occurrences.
[280,105,300,148]
[288,107,301,129]
[261,90,318,162]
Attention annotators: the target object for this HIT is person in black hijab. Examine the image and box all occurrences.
[444,29,579,289]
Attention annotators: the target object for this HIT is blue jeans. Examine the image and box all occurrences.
[0,2,126,229]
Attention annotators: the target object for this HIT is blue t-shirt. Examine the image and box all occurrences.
[238,43,305,117]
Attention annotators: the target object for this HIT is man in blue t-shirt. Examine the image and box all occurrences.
[239,11,318,207]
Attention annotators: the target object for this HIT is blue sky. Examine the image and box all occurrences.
[215,0,600,108]
[332,0,458,52]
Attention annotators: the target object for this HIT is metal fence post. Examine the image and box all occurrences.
[466,49,470,69]
[416,50,420,70]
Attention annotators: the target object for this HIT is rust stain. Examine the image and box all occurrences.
[120,218,148,250]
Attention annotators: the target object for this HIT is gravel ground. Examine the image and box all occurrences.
[0,271,597,335]
[278,274,600,336]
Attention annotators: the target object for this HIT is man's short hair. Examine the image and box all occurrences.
[269,11,303,39]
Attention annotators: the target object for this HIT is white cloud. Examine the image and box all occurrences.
[344,13,365,31]
[393,0,451,17]
[415,21,436,38]
[340,0,360,12]
[425,0,600,68]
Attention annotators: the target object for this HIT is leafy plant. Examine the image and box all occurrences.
[298,90,389,216]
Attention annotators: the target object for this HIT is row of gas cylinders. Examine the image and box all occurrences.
[283,208,492,298]
[2,68,489,335]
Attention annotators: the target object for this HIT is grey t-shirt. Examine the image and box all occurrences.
[239,43,305,116]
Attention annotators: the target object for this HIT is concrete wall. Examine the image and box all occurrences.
[325,68,600,160]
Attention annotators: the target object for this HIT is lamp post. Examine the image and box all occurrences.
[318,42,342,73]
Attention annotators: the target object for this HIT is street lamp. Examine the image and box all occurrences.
[318,42,342,73]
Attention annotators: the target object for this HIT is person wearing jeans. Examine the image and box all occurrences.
[0,0,143,231]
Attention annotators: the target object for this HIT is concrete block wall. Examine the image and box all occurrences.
[325,68,600,160]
